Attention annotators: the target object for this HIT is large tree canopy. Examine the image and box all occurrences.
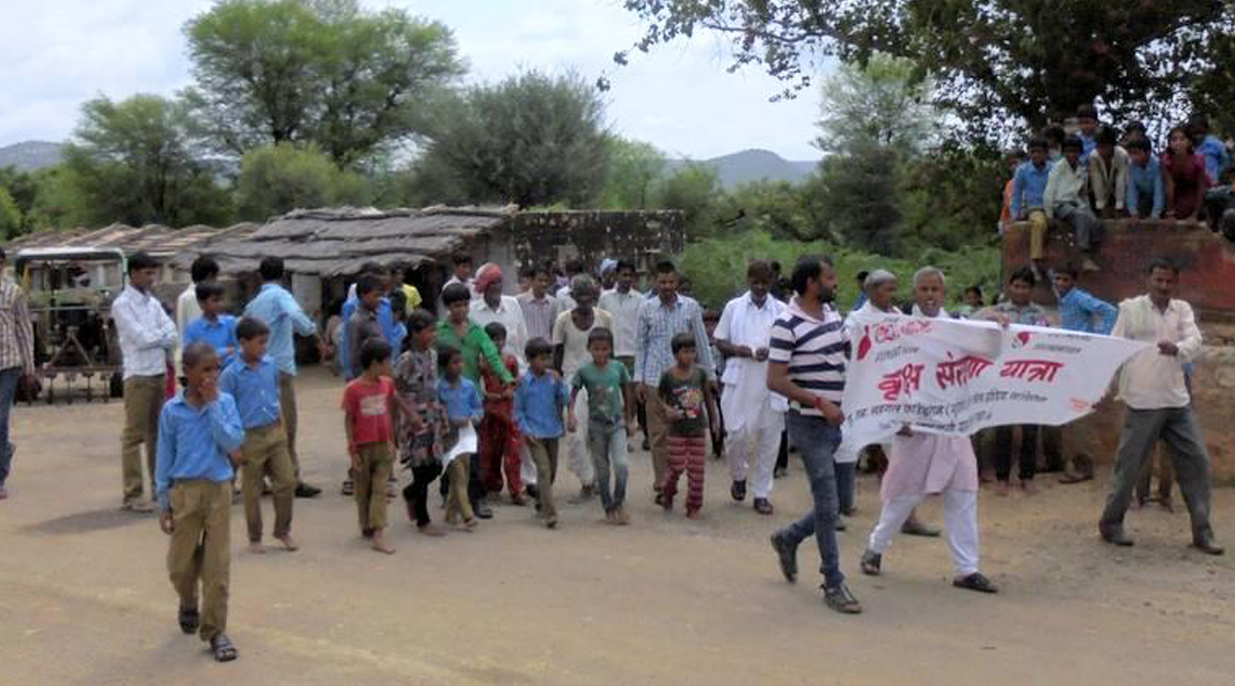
[414,71,611,208]
[62,95,231,227]
[618,0,1232,141]
[184,0,463,165]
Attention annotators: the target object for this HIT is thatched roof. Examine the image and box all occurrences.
[8,222,260,259]
[172,206,517,277]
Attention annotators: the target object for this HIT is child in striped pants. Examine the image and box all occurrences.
[658,333,718,518]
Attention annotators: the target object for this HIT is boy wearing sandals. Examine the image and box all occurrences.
[515,338,571,528]
[156,342,246,662]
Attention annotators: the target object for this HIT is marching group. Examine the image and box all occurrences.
[0,230,1222,661]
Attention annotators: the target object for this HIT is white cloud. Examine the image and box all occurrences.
[0,0,828,160]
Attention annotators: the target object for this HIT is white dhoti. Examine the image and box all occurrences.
[867,432,981,576]
[564,386,593,486]
[724,394,784,499]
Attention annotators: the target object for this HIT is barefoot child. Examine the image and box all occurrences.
[478,322,524,504]
[156,342,245,662]
[220,317,298,554]
[568,328,635,524]
[515,338,570,528]
[658,333,718,518]
[438,346,484,530]
[342,338,399,554]
[395,310,448,536]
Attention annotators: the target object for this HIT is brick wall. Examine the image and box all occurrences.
[1003,219,1235,480]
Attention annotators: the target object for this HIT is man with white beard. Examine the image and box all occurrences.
[858,266,997,594]
[714,260,786,515]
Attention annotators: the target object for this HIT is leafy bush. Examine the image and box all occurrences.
[679,231,1001,312]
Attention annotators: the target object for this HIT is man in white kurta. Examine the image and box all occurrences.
[714,261,785,515]
[859,267,997,594]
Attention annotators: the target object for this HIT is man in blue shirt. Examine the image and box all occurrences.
[220,317,297,554]
[156,342,245,662]
[243,257,321,497]
[1126,138,1165,219]
[183,283,237,369]
[1011,137,1055,271]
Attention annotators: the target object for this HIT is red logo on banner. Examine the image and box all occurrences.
[857,326,873,361]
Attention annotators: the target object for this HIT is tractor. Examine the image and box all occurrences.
[16,248,127,403]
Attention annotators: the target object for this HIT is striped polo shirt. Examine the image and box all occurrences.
[768,299,845,416]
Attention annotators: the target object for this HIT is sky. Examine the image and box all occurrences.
[0,0,828,161]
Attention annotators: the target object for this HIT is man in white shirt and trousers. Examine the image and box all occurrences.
[714,260,785,515]
[112,252,178,512]
[1099,257,1222,555]
[858,266,998,593]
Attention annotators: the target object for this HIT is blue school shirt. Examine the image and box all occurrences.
[437,377,483,422]
[1198,135,1230,182]
[340,295,407,379]
[1127,157,1165,218]
[1079,132,1097,162]
[155,392,246,511]
[184,315,238,369]
[514,371,570,439]
[1011,159,1054,217]
[219,354,282,429]
[244,283,317,376]
[1056,286,1117,335]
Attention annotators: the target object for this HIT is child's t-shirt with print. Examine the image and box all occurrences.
[341,377,396,446]
[573,360,630,423]
[658,366,708,437]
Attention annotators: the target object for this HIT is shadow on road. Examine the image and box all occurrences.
[23,508,146,535]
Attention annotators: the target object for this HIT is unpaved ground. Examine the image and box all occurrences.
[2,367,1233,685]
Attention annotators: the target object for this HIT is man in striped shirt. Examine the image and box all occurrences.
[766,255,862,615]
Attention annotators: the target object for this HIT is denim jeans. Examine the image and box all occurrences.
[0,368,20,486]
[834,461,856,515]
[778,411,844,587]
[588,417,629,511]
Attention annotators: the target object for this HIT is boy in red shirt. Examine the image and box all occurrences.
[342,338,400,554]
[478,322,524,504]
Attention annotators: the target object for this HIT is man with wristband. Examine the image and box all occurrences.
[766,255,861,615]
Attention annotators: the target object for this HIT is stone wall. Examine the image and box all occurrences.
[509,210,685,277]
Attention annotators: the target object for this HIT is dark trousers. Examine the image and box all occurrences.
[402,462,444,527]
[835,461,856,515]
[775,430,789,472]
[994,424,1038,482]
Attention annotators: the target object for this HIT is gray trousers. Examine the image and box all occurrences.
[1054,203,1103,251]
[1099,407,1213,542]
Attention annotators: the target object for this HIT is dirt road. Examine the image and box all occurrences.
[2,368,1233,685]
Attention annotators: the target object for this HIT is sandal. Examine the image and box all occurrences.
[178,606,200,635]
[210,633,238,662]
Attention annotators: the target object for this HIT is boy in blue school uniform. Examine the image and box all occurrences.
[156,342,246,662]
[220,317,298,555]
[183,283,238,369]
[515,337,571,528]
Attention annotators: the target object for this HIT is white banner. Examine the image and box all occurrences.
[838,314,1149,451]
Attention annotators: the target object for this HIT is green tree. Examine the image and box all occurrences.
[815,54,936,154]
[184,0,463,165]
[0,188,21,239]
[236,144,369,220]
[618,0,1231,141]
[62,95,232,227]
[25,167,90,231]
[599,137,666,209]
[416,71,611,207]
[651,162,721,239]
[813,140,903,254]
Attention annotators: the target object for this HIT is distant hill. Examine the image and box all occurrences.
[0,141,64,172]
[668,149,818,190]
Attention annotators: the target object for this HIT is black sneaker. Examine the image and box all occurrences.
[860,549,882,576]
[294,482,321,498]
[953,572,999,594]
[769,532,798,583]
[822,582,863,614]
[730,480,747,502]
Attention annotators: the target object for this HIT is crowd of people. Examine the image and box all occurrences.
[1001,105,1235,276]
[0,211,1222,660]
